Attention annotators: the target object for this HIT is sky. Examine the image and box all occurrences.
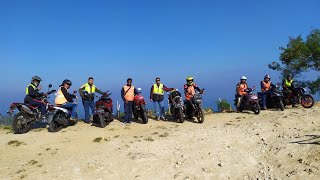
[0,0,319,116]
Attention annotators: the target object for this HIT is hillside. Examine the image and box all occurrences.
[0,103,319,179]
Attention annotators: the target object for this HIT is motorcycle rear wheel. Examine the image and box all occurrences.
[12,112,32,134]
[301,95,315,108]
[99,114,107,128]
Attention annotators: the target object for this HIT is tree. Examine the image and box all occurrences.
[268,29,320,94]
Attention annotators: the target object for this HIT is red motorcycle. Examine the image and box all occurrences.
[133,88,148,124]
[234,87,260,115]
[282,86,315,108]
[93,91,113,128]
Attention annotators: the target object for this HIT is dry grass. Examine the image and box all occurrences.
[159,132,169,138]
[7,140,26,146]
[144,137,154,141]
[93,137,103,142]
[28,160,38,165]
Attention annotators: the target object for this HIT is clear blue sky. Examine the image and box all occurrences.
[0,0,319,116]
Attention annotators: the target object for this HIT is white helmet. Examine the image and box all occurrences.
[240,76,247,80]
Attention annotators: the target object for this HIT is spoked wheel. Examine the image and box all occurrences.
[253,103,260,115]
[12,112,32,134]
[301,95,315,108]
[196,108,205,123]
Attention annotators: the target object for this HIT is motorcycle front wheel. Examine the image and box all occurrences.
[49,119,64,132]
[178,108,184,123]
[252,103,260,115]
[197,108,205,123]
[301,95,315,108]
[12,112,32,134]
[141,110,148,124]
[279,100,285,111]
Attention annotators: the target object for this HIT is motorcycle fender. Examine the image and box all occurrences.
[21,105,35,115]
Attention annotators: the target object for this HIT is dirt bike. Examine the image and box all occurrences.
[92,91,114,128]
[258,85,285,111]
[282,86,315,108]
[133,88,148,124]
[48,90,79,132]
[185,89,205,123]
[168,89,184,123]
[234,87,260,115]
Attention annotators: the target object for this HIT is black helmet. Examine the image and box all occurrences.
[62,79,72,86]
[264,74,271,79]
[287,74,292,79]
[32,76,42,82]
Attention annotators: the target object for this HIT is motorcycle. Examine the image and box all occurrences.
[185,89,205,123]
[234,87,260,115]
[282,85,315,108]
[92,91,114,128]
[132,88,148,124]
[48,90,79,132]
[168,89,184,123]
[7,84,74,134]
[258,85,285,111]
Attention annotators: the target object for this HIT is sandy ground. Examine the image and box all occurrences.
[0,103,320,180]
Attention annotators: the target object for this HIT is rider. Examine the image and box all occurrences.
[260,75,275,110]
[24,76,47,120]
[282,74,296,107]
[184,76,204,119]
[236,76,248,111]
[55,79,78,120]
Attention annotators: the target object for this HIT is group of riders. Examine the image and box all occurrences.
[24,76,205,125]
[236,74,296,111]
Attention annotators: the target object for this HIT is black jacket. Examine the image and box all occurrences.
[24,83,44,103]
[60,86,76,102]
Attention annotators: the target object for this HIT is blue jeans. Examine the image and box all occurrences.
[83,100,95,122]
[28,99,47,115]
[261,92,268,108]
[61,102,77,118]
[124,101,133,123]
[153,101,165,118]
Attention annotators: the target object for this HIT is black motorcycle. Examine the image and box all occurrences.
[185,89,205,123]
[168,90,184,123]
[258,85,284,111]
[93,91,114,128]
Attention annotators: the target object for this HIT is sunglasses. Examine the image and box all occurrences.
[156,79,160,82]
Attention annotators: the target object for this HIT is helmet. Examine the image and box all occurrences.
[264,74,271,79]
[32,76,42,82]
[240,76,247,80]
[287,74,292,79]
[62,79,72,86]
[186,76,194,85]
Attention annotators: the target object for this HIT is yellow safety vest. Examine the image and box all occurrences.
[82,83,96,94]
[153,84,164,95]
[26,84,37,95]
[285,79,293,87]
[55,87,68,105]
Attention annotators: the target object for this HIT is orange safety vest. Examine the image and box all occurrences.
[55,87,68,105]
[123,85,135,101]
[185,85,196,100]
[261,81,271,92]
[237,83,248,96]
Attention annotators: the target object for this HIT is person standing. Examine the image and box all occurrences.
[150,77,174,121]
[79,77,104,123]
[121,78,138,125]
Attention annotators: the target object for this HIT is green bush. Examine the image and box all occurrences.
[216,99,232,112]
